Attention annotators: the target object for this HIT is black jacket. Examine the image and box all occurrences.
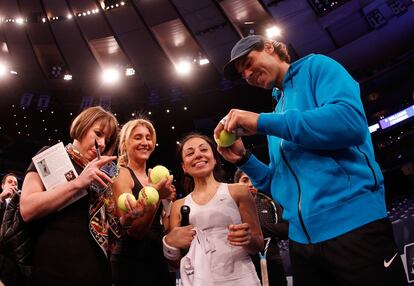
[0,192,33,279]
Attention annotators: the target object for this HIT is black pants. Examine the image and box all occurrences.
[289,218,407,286]
[111,254,175,286]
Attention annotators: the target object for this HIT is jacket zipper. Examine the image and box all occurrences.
[276,77,311,243]
[280,140,312,243]
[356,146,378,192]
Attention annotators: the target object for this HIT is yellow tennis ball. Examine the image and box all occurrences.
[150,165,170,184]
[117,193,136,212]
[138,186,159,206]
[215,130,236,147]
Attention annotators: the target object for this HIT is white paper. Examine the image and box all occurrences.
[32,142,87,210]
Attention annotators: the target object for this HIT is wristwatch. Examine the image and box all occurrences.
[235,149,252,167]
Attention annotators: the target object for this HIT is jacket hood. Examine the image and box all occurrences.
[272,54,315,102]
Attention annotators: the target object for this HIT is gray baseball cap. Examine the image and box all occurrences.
[223,35,266,80]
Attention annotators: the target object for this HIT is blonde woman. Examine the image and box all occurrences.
[111,118,175,286]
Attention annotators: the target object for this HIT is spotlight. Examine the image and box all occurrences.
[64,74,72,80]
[101,68,120,84]
[15,18,25,25]
[0,63,8,77]
[175,61,192,75]
[125,68,135,76]
[266,26,282,39]
[67,14,73,19]
[199,58,209,65]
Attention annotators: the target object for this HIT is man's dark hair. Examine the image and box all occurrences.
[251,40,291,63]
[1,172,17,186]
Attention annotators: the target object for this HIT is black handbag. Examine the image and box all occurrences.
[0,192,33,276]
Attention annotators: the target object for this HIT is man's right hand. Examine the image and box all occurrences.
[214,109,259,138]
[214,110,255,164]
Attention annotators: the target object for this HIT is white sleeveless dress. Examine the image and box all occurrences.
[183,183,260,285]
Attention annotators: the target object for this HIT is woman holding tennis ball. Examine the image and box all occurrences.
[163,133,263,285]
[111,118,176,286]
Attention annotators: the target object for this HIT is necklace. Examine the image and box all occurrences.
[65,143,89,168]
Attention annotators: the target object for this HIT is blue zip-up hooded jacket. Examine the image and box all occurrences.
[240,54,386,244]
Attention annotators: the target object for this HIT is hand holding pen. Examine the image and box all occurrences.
[95,139,101,160]
[72,140,116,190]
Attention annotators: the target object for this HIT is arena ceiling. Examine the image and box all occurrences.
[0,0,413,182]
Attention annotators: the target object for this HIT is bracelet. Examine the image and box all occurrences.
[235,149,252,167]
[162,235,181,261]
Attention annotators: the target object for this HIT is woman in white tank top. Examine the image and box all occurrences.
[164,134,263,285]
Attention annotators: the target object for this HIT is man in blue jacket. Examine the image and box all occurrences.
[215,35,407,285]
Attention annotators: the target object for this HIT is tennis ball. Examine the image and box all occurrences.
[150,165,170,184]
[117,193,136,212]
[215,130,236,147]
[138,186,159,206]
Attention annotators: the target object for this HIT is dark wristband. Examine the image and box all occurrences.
[235,149,252,167]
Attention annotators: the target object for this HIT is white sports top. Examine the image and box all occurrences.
[184,183,260,285]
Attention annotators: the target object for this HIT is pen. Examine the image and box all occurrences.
[95,139,101,160]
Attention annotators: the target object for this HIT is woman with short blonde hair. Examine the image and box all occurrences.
[111,117,175,286]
